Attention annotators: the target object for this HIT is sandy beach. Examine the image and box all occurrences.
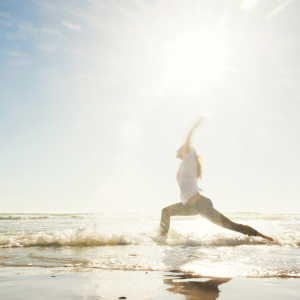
[1,213,300,299]
[1,267,300,300]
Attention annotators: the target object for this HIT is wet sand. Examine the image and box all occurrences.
[1,267,300,300]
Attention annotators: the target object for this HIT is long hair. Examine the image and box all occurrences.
[196,152,203,180]
[179,145,203,180]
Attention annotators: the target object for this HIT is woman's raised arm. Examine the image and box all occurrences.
[183,117,204,155]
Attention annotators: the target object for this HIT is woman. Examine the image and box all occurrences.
[160,119,273,242]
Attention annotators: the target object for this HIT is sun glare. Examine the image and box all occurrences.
[164,31,228,90]
[119,120,143,146]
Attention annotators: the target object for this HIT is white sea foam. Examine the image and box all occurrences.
[0,212,300,277]
[0,214,85,220]
[0,220,299,248]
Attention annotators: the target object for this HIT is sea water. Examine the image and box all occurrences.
[0,212,299,277]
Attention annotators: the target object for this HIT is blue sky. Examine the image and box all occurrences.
[1,0,300,213]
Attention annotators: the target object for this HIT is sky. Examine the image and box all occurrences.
[1,0,300,214]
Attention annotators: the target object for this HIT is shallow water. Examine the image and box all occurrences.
[0,212,299,277]
[1,267,300,300]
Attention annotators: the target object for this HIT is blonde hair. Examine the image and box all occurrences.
[196,153,203,180]
[179,145,203,179]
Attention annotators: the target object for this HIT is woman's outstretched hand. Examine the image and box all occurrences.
[189,116,205,135]
[191,117,205,130]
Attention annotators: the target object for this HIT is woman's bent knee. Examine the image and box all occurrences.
[202,196,213,207]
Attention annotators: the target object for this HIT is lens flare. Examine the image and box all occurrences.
[164,31,228,91]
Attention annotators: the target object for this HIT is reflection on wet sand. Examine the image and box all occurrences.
[164,272,231,300]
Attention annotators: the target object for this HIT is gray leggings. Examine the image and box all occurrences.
[160,195,258,237]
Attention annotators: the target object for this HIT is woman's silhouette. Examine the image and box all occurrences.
[160,118,273,242]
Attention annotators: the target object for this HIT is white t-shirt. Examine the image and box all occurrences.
[176,147,200,205]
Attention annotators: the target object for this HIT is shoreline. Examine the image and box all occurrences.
[1,267,300,300]
[2,265,300,278]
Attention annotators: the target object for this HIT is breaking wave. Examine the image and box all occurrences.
[1,222,299,248]
[0,214,85,220]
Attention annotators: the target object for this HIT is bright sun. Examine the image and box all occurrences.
[164,31,229,91]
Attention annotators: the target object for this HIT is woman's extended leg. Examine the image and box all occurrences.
[160,202,196,236]
[192,196,273,241]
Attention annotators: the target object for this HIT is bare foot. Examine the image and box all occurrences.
[256,231,273,242]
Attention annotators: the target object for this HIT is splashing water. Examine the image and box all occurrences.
[0,212,300,277]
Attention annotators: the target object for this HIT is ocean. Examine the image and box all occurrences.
[1,212,299,278]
